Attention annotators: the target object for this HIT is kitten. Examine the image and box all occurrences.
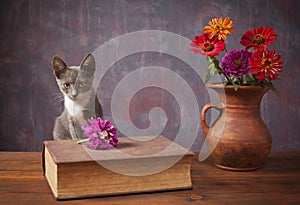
[52,54,103,140]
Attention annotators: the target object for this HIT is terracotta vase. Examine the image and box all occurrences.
[200,83,272,171]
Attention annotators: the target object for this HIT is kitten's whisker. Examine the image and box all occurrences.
[52,93,64,97]
[52,96,64,101]
[50,93,65,106]
[53,92,62,95]
[52,97,64,102]
[52,100,64,106]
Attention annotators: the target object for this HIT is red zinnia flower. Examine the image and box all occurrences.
[190,33,225,57]
[249,48,283,81]
[240,26,277,50]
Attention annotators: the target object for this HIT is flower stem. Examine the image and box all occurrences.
[224,46,228,53]
[77,138,89,144]
[223,73,230,83]
[239,76,243,85]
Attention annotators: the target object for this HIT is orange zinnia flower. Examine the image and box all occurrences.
[203,17,235,40]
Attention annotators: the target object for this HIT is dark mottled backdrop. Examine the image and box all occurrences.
[0,0,299,151]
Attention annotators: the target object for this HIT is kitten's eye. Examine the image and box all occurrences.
[79,82,86,87]
[63,83,70,89]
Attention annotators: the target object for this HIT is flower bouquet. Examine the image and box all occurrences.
[190,16,284,91]
[193,17,285,170]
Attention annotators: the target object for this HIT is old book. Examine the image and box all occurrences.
[43,135,194,200]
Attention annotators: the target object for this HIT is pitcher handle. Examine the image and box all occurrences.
[200,103,224,136]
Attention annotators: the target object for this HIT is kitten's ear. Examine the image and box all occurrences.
[80,53,95,76]
[52,56,68,79]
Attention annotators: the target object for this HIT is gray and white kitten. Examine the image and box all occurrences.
[52,54,103,140]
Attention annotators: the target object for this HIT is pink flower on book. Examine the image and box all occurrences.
[80,117,118,150]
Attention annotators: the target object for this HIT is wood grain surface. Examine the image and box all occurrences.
[1,152,299,205]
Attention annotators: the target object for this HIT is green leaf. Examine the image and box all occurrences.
[204,63,218,84]
[212,59,220,73]
[233,84,239,91]
[245,74,260,86]
[263,80,279,95]
[232,81,240,91]
[206,56,214,63]
[246,74,255,81]
[228,76,239,84]
[226,77,240,91]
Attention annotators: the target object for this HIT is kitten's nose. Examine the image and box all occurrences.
[71,90,77,98]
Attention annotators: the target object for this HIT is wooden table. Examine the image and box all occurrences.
[0,152,299,205]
